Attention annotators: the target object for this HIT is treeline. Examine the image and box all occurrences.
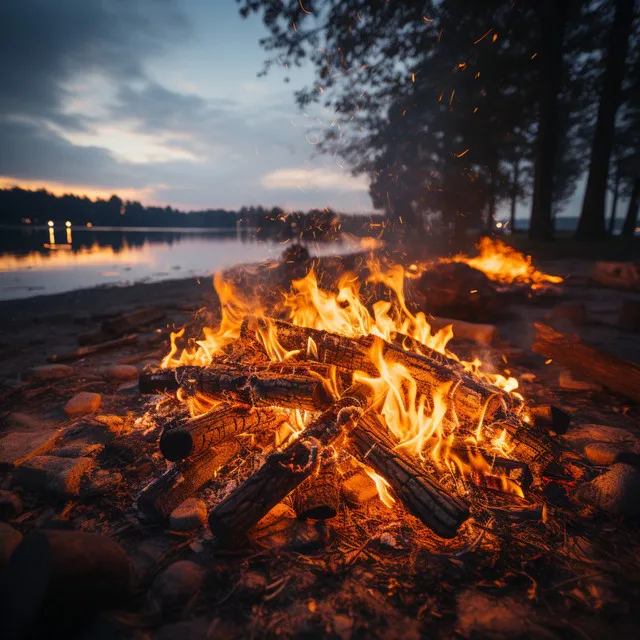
[240,0,640,241]
[0,187,383,241]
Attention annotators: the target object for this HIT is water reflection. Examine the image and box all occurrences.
[0,226,359,301]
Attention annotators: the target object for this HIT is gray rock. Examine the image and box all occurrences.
[13,455,96,497]
[0,429,61,470]
[563,424,640,463]
[169,498,207,531]
[64,392,101,418]
[575,463,640,518]
[0,522,22,568]
[32,364,75,381]
[151,560,204,612]
[0,490,23,520]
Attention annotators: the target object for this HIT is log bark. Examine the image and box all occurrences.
[159,404,288,462]
[136,441,239,521]
[207,397,365,547]
[292,460,341,519]
[141,362,339,411]
[242,316,522,424]
[533,322,640,403]
[346,413,470,538]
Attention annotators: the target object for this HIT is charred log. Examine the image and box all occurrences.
[207,397,365,548]
[136,441,239,521]
[292,460,341,519]
[159,404,288,462]
[346,413,470,538]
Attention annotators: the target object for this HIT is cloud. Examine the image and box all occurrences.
[261,168,369,192]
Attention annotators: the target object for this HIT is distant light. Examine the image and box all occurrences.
[47,220,54,227]
[86,222,93,228]
[496,222,503,229]
[65,221,72,228]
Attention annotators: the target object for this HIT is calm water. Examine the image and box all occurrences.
[0,226,360,301]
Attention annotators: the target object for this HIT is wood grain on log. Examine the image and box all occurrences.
[136,441,239,521]
[533,322,640,403]
[292,460,341,519]
[347,413,469,538]
[207,397,364,547]
[159,404,288,461]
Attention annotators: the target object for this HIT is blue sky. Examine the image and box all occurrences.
[0,0,372,212]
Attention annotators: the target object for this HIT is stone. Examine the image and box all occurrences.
[0,490,23,520]
[64,392,101,418]
[32,364,75,381]
[12,455,96,497]
[169,498,207,531]
[584,442,622,465]
[255,502,296,530]
[558,370,602,391]
[251,516,326,551]
[0,429,61,470]
[575,463,640,518]
[342,472,379,504]
[105,365,139,381]
[0,522,22,568]
[151,560,204,612]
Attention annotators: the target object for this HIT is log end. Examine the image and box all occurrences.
[159,429,194,462]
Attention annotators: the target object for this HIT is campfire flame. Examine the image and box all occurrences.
[447,237,563,289]
[161,257,530,506]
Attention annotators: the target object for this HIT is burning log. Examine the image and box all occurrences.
[346,413,469,538]
[207,397,364,547]
[533,323,640,403]
[292,460,341,519]
[140,362,340,411]
[136,441,239,521]
[242,316,523,422]
[159,404,288,462]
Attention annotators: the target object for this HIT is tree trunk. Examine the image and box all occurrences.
[529,0,569,241]
[608,163,621,234]
[510,160,519,234]
[622,176,640,237]
[576,0,635,240]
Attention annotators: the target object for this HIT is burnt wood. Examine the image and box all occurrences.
[207,397,364,548]
[159,403,288,461]
[533,322,640,403]
[136,441,239,521]
[292,459,341,519]
[346,413,470,538]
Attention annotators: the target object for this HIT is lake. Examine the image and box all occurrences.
[0,226,363,301]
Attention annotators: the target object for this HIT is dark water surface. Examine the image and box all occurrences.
[0,226,359,301]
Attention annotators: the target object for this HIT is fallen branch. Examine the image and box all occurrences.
[533,322,640,403]
[48,335,138,363]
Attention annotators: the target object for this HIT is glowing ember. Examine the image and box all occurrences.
[446,237,563,288]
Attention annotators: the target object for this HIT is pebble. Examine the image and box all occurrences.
[379,532,397,548]
[0,522,22,568]
[575,463,640,518]
[64,392,102,418]
[0,490,23,520]
[12,455,96,497]
[0,429,61,469]
[32,364,75,381]
[342,472,379,504]
[169,498,207,531]
[151,560,205,612]
[105,365,139,381]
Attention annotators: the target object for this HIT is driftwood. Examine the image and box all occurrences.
[48,334,138,363]
[136,441,239,521]
[140,363,340,411]
[208,397,364,547]
[347,413,470,538]
[159,403,288,462]
[101,306,166,337]
[292,460,341,519]
[533,322,640,403]
[242,316,523,423]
